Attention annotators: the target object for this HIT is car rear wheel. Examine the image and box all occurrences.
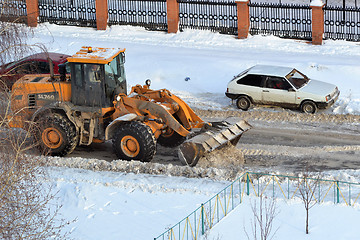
[236,96,251,111]
[301,101,317,114]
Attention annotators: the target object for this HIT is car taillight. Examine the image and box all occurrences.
[226,88,229,92]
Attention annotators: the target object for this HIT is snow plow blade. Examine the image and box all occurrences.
[178,118,251,166]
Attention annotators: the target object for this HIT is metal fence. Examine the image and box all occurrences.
[249,3,312,40]
[38,0,97,27]
[324,6,360,41]
[0,0,27,22]
[1,0,360,42]
[108,0,167,31]
[178,0,237,35]
[154,171,360,240]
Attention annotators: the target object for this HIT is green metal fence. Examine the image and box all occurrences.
[154,171,360,240]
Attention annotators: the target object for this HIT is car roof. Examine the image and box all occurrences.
[247,65,294,77]
[22,52,70,63]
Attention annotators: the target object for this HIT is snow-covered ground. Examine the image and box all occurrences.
[27,24,360,239]
[50,166,360,240]
[49,167,227,239]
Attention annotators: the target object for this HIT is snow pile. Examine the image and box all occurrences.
[42,155,244,181]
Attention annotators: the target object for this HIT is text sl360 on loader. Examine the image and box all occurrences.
[8,46,251,166]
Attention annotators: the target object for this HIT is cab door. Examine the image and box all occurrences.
[262,76,297,105]
[71,63,103,107]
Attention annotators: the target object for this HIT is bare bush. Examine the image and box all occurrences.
[0,15,70,239]
[297,172,321,234]
[245,195,279,240]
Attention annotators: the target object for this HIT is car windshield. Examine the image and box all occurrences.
[286,69,309,89]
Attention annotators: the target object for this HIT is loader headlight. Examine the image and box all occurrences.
[116,95,121,102]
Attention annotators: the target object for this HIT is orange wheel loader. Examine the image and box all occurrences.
[8,47,251,166]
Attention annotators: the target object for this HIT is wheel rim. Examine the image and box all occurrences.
[42,127,63,149]
[120,135,140,157]
[304,104,314,113]
[238,98,248,109]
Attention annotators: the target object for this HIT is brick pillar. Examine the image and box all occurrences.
[236,0,250,39]
[26,0,39,27]
[311,1,325,45]
[96,0,108,30]
[167,0,179,33]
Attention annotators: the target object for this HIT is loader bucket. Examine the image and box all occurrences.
[178,118,251,167]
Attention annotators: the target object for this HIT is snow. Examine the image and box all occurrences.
[310,0,325,7]
[207,197,360,240]
[49,167,228,239]
[26,23,360,239]
[49,166,360,240]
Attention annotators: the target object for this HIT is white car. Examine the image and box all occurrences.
[225,65,340,113]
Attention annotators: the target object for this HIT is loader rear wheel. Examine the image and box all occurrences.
[112,121,156,162]
[36,113,78,157]
[157,128,186,148]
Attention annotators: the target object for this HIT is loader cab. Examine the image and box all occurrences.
[66,47,127,108]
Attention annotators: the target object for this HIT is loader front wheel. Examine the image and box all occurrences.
[157,128,186,148]
[36,113,78,157]
[112,121,156,162]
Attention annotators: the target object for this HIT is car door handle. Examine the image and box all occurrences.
[263,90,269,92]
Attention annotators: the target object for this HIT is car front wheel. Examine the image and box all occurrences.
[301,101,317,114]
[236,96,251,111]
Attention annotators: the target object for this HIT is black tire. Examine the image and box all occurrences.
[236,96,251,111]
[157,128,186,148]
[301,101,317,114]
[35,113,78,157]
[112,121,156,162]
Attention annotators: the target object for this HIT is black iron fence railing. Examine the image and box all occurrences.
[38,0,97,27]
[108,0,167,31]
[324,6,360,41]
[1,0,360,42]
[249,2,312,40]
[177,0,237,35]
[0,0,27,22]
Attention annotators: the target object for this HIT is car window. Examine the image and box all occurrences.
[37,61,51,73]
[286,69,309,89]
[8,60,54,75]
[265,76,292,90]
[237,74,263,87]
